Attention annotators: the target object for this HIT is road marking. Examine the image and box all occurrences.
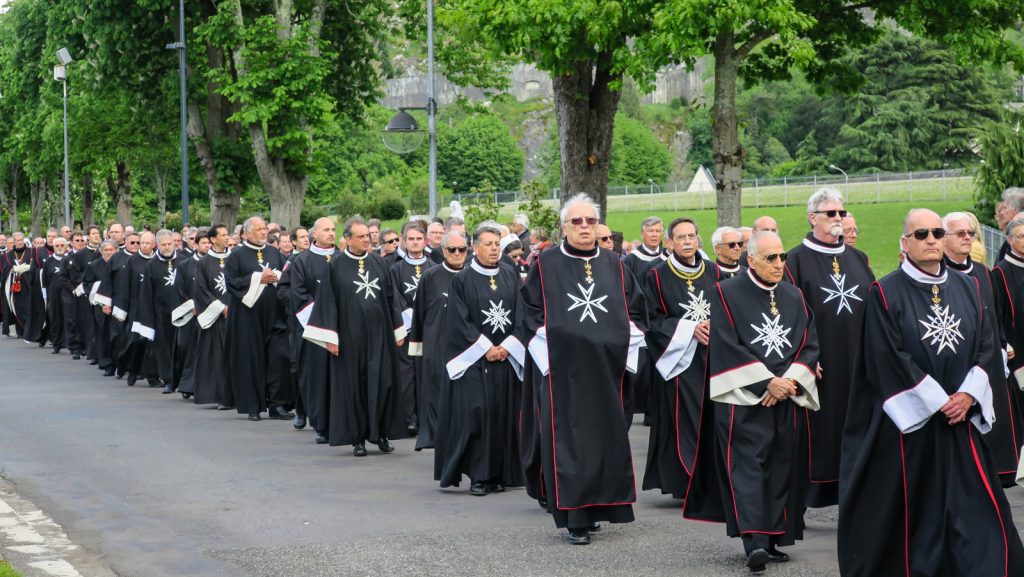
[0,490,83,577]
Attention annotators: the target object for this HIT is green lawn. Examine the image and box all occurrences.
[0,560,22,577]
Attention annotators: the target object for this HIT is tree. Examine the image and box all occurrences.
[437,114,525,196]
[975,110,1024,228]
[608,113,673,185]
[652,1,1024,226]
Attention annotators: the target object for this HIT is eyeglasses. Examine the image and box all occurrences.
[673,233,698,241]
[127,240,140,245]
[445,246,469,254]
[761,252,788,263]
[904,228,946,241]
[598,236,612,243]
[717,241,745,249]
[843,228,859,235]
[813,210,848,218]
[383,238,399,245]
[567,217,599,226]
[951,229,976,239]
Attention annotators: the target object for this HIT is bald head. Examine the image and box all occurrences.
[752,216,778,233]
[312,217,336,249]
[903,209,941,235]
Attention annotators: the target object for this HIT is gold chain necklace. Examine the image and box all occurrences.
[668,257,705,292]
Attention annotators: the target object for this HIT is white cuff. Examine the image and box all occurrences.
[394,325,408,343]
[296,301,314,329]
[401,307,413,333]
[196,300,226,329]
[783,362,819,411]
[710,361,774,406]
[88,282,101,305]
[73,283,85,297]
[626,321,645,374]
[303,324,339,348]
[241,271,265,308]
[447,334,491,380]
[1017,449,1024,487]
[1003,348,1010,379]
[408,342,423,356]
[655,319,699,381]
[1014,366,1024,392]
[131,321,156,341]
[93,292,112,307]
[958,366,994,434]
[882,374,949,433]
[112,306,128,322]
[528,326,549,376]
[171,299,195,327]
[500,334,526,381]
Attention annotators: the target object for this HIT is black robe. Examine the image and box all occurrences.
[783,234,873,507]
[67,246,99,358]
[988,252,1024,485]
[224,242,285,415]
[0,248,8,336]
[712,259,745,281]
[519,242,646,529]
[191,250,231,405]
[42,253,72,350]
[132,252,194,386]
[100,249,132,373]
[303,249,407,446]
[282,245,337,433]
[117,252,159,383]
[391,254,436,430]
[434,260,525,488]
[87,256,118,371]
[408,262,460,450]
[709,270,820,548]
[642,254,716,503]
[838,259,1024,576]
[175,253,202,395]
[621,244,665,419]
[2,246,43,341]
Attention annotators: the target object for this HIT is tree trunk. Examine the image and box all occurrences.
[552,51,620,222]
[0,165,19,233]
[29,181,46,237]
[106,161,133,226]
[154,162,168,229]
[81,173,94,228]
[712,32,744,228]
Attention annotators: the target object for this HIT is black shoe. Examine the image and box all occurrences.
[103,367,115,377]
[71,354,80,360]
[37,341,46,348]
[588,522,601,533]
[162,384,174,394]
[376,438,395,453]
[567,528,591,545]
[407,424,418,436]
[314,433,328,444]
[51,348,60,355]
[293,415,307,430]
[126,374,137,387]
[268,406,294,420]
[538,497,548,510]
[353,443,367,457]
[114,371,124,380]
[216,404,233,411]
[746,548,769,574]
[147,378,161,388]
[248,413,261,421]
[486,482,505,494]
[181,392,192,400]
[88,359,98,366]
[767,546,790,563]
[469,482,488,496]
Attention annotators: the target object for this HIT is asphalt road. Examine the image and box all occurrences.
[0,338,1021,577]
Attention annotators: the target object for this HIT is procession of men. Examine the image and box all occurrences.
[4,187,1024,576]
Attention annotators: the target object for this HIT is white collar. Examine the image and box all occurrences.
[442,262,463,274]
[138,250,155,260]
[559,243,599,261]
[746,268,778,291]
[193,252,202,261]
[208,249,229,259]
[669,252,701,272]
[1006,252,1024,269]
[403,254,427,265]
[344,249,368,260]
[716,259,740,273]
[51,253,65,260]
[945,255,974,274]
[309,244,335,257]
[243,241,265,250]
[471,259,499,276]
[631,245,665,262]
[801,236,845,255]
[156,251,178,262]
[901,258,947,285]
[86,244,98,251]
[122,248,133,256]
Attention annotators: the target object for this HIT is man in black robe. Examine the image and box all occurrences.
[175,232,208,399]
[783,188,873,509]
[42,238,72,354]
[434,223,524,495]
[954,212,1022,487]
[303,217,407,456]
[281,217,338,442]
[103,230,135,377]
[132,230,194,393]
[839,209,1024,577]
[390,222,435,435]
[409,231,468,450]
[87,241,120,375]
[224,217,288,421]
[995,188,1024,262]
[118,232,160,387]
[621,217,665,424]
[3,232,41,342]
[0,234,8,337]
[711,226,746,280]
[519,194,646,545]
[710,231,820,572]
[68,226,101,361]
[642,218,716,504]
[191,226,232,406]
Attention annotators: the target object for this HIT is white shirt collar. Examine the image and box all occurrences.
[631,245,665,262]
[669,252,701,272]
[470,259,499,276]
[243,241,265,250]
[716,259,740,273]
[208,249,229,259]
[801,236,845,255]
[309,244,335,257]
[1006,251,1024,269]
[746,268,778,292]
[900,258,947,285]
[442,262,463,274]
[559,243,599,261]
[156,251,178,262]
[403,254,427,266]
[138,250,155,260]
[344,249,368,260]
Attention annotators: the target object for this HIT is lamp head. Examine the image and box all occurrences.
[381,110,426,154]
[56,48,73,66]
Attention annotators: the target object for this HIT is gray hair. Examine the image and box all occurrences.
[444,216,465,230]
[53,237,67,247]
[807,187,845,213]
[711,226,740,246]
[942,211,973,231]
[513,213,530,228]
[641,216,663,232]
[1007,216,1024,238]
[401,222,426,239]
[1003,188,1024,211]
[441,231,467,248]
[99,240,118,251]
[474,221,503,244]
[747,231,782,257]
[47,227,58,235]
[738,226,753,234]
[242,216,265,235]
[343,216,367,239]
[531,226,549,242]
[559,193,600,223]
[155,229,174,243]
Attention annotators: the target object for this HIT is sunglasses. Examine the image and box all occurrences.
[904,228,946,241]
[383,238,399,245]
[127,240,140,245]
[445,246,469,254]
[717,241,745,249]
[762,252,788,263]
[813,210,848,218]
[567,217,599,226]
[952,229,976,239]
[598,236,612,243]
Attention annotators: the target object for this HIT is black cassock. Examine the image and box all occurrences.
[621,245,664,419]
[303,249,407,446]
[118,252,159,383]
[0,248,8,335]
[132,252,195,387]
[3,246,44,341]
[783,235,873,507]
[68,245,99,358]
[642,254,717,506]
[175,253,202,395]
[99,249,132,373]
[391,254,436,430]
[42,253,72,351]
[434,260,525,488]
[967,254,1024,487]
[712,259,745,281]
[408,263,460,450]
[87,257,118,371]
[281,245,337,434]
[519,242,646,529]
[709,270,820,550]
[224,242,285,416]
[839,259,1024,576]
[191,250,231,405]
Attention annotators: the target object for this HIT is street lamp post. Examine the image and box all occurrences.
[828,163,848,195]
[55,48,73,229]
[167,0,189,226]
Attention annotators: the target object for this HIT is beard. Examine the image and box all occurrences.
[829,223,844,238]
